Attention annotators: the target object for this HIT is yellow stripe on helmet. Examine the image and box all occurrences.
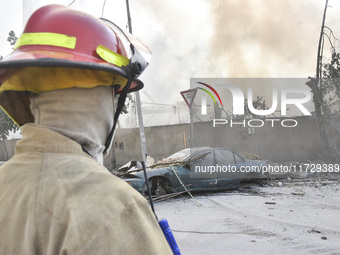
[96,45,129,67]
[14,32,77,50]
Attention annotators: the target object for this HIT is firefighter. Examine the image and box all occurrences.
[0,4,172,254]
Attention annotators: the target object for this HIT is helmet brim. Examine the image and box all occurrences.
[0,50,143,93]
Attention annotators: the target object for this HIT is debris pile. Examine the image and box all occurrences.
[262,160,340,189]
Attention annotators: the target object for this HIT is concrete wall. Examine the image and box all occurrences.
[113,116,334,167]
[112,123,191,165]
[1,116,337,170]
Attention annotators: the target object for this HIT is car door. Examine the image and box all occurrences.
[214,148,244,190]
[185,149,217,191]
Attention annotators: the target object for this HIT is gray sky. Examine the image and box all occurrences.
[1,0,340,106]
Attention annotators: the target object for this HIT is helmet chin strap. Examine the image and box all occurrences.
[103,73,133,154]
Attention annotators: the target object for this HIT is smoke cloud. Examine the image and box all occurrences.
[130,0,339,105]
[207,0,322,77]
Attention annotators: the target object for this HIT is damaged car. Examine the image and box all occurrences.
[118,147,268,196]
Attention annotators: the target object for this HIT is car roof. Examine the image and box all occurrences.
[166,147,235,161]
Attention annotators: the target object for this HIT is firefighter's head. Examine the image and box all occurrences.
[0,4,151,162]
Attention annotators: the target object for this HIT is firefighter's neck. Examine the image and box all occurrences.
[29,86,114,165]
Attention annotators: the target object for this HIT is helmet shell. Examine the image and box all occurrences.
[0,4,145,125]
[0,4,142,92]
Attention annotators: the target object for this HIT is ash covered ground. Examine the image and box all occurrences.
[154,166,340,255]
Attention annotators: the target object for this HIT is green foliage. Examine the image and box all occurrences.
[7,30,17,47]
[322,52,340,100]
[0,108,18,141]
[0,30,19,141]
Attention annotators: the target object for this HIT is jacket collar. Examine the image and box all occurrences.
[15,123,93,159]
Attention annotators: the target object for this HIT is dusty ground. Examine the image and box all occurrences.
[154,172,340,255]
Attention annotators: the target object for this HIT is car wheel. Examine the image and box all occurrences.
[155,186,167,197]
[150,177,171,197]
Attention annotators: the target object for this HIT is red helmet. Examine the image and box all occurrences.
[0,4,151,125]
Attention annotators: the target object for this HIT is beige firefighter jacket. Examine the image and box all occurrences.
[0,123,172,255]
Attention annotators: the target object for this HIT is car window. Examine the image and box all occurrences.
[191,151,214,168]
[234,153,244,164]
[215,149,235,164]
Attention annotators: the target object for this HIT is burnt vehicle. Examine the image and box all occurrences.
[119,147,267,196]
